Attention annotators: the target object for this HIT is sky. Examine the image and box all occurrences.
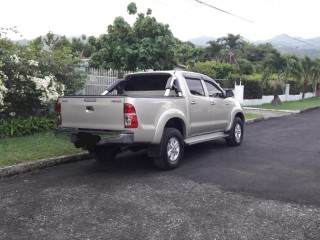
[1,0,320,42]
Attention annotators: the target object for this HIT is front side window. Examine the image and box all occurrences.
[204,81,224,98]
[186,78,205,96]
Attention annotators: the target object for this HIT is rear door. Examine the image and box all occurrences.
[185,76,211,136]
[60,96,125,130]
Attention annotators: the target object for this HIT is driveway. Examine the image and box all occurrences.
[1,109,320,240]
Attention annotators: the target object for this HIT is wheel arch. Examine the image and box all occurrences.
[227,111,245,131]
[152,113,187,144]
[235,112,245,124]
[164,118,186,138]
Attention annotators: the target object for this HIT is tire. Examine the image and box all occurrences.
[89,146,119,162]
[225,117,244,146]
[153,128,184,170]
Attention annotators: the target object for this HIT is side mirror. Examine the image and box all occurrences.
[225,89,234,98]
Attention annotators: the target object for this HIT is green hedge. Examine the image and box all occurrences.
[218,76,313,99]
[243,80,263,99]
[0,116,56,138]
[217,77,263,99]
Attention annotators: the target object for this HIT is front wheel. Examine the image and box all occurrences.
[225,117,244,146]
[153,128,184,170]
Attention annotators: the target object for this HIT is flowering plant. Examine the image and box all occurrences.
[0,51,65,117]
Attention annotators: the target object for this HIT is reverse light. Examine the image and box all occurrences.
[124,103,138,128]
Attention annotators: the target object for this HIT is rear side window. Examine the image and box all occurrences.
[185,78,205,96]
[124,74,170,91]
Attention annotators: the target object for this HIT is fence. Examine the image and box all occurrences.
[84,68,135,95]
[234,83,315,106]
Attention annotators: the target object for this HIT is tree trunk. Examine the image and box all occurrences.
[271,93,282,106]
[316,83,320,98]
[301,78,307,101]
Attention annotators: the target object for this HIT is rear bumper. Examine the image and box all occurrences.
[55,127,134,146]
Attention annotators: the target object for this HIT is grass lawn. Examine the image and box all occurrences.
[245,113,263,120]
[0,131,83,168]
[251,97,320,111]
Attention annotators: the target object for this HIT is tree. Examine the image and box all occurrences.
[127,2,137,15]
[298,56,315,100]
[204,40,223,61]
[310,59,320,97]
[187,60,237,80]
[90,16,134,70]
[90,2,178,71]
[262,51,297,105]
[218,34,245,66]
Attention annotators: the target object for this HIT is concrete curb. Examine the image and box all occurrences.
[0,153,90,179]
[299,106,320,113]
[244,107,300,114]
[245,117,268,124]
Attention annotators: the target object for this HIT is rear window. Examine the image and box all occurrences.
[124,74,170,91]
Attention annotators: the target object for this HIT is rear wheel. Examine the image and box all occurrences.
[225,117,243,146]
[89,146,120,162]
[153,128,184,170]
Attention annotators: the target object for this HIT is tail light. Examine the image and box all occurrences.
[56,102,62,126]
[124,103,138,128]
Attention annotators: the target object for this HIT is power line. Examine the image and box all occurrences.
[190,0,320,49]
[193,0,254,24]
[282,34,320,48]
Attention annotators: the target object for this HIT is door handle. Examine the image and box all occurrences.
[210,102,215,105]
[191,101,197,105]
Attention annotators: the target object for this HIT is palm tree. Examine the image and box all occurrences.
[262,51,283,105]
[218,34,245,66]
[310,59,320,97]
[298,56,314,100]
[205,40,223,61]
[262,52,298,105]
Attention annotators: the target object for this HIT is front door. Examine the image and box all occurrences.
[204,80,233,131]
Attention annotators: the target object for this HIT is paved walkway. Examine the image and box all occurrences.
[244,107,297,119]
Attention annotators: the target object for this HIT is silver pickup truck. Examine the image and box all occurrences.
[55,71,244,170]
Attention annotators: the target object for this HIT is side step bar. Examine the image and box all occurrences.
[184,132,228,146]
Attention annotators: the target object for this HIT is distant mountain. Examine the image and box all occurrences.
[187,36,215,46]
[258,35,320,58]
[14,39,29,45]
[188,35,320,59]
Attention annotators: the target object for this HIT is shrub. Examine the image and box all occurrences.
[242,79,263,99]
[228,74,263,99]
[187,60,238,79]
[0,115,56,138]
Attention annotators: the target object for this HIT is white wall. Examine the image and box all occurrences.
[234,83,315,106]
[243,92,314,106]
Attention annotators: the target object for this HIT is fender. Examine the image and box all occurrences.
[152,109,187,144]
[226,109,245,131]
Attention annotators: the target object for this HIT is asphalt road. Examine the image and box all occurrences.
[1,109,320,240]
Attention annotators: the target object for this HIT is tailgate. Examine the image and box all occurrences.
[59,96,125,130]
